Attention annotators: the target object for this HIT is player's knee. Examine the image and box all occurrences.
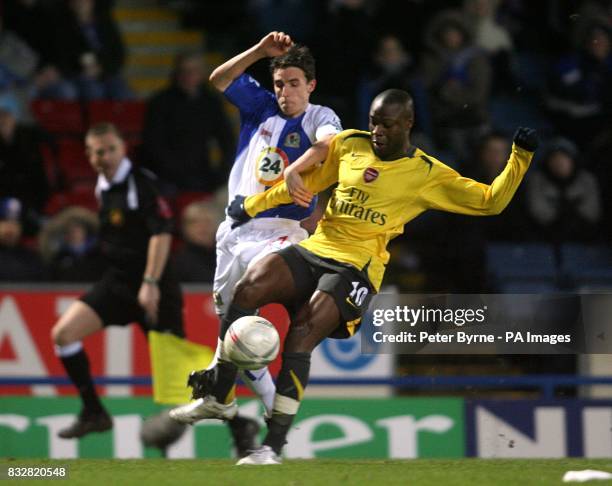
[51,324,67,346]
[234,254,292,310]
[233,272,265,308]
[51,323,76,346]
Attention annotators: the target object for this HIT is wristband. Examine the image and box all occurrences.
[143,276,159,285]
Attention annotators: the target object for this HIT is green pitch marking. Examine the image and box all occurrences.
[1,459,611,486]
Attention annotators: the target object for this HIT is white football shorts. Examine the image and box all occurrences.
[212,217,308,315]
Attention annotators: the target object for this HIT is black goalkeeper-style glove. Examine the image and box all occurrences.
[227,195,252,228]
[513,127,539,152]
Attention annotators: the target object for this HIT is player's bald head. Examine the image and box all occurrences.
[372,89,414,123]
[369,89,415,160]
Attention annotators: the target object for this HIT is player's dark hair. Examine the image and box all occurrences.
[86,122,124,140]
[376,89,415,121]
[269,45,316,82]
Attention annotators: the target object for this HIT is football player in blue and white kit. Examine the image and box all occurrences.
[170,32,342,434]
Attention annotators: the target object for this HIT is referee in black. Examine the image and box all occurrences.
[51,123,260,454]
[51,122,184,438]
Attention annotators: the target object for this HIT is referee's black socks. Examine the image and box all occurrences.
[56,343,105,414]
[263,352,311,455]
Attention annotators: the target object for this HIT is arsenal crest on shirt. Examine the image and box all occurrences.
[364,167,379,183]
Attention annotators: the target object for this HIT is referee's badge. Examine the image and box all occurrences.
[284,132,301,148]
[364,167,379,183]
[109,208,124,226]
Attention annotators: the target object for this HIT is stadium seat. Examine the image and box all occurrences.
[56,139,95,187]
[560,244,612,289]
[499,281,560,293]
[489,95,552,135]
[88,100,146,135]
[45,188,98,215]
[173,191,213,218]
[487,243,557,279]
[31,100,85,135]
[39,142,61,190]
[486,242,558,292]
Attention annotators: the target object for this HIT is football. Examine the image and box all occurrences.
[222,316,280,370]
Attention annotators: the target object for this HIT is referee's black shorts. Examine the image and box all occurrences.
[277,245,374,339]
[80,266,184,337]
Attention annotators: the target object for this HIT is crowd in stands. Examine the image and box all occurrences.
[0,0,610,292]
[141,52,234,195]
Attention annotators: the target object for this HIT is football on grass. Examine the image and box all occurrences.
[222,316,280,370]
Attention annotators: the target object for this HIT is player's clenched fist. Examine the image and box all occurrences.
[513,127,539,152]
[227,195,252,228]
[258,31,294,58]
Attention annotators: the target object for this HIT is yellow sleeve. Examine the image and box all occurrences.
[244,134,343,216]
[418,144,533,216]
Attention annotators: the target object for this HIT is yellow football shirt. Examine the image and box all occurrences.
[245,129,534,291]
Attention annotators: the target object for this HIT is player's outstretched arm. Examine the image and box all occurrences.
[284,135,333,207]
[242,134,342,219]
[419,127,538,216]
[209,31,293,92]
[227,133,344,226]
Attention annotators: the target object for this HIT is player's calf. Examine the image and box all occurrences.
[261,351,311,455]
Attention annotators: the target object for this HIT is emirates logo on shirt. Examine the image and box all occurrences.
[364,167,379,183]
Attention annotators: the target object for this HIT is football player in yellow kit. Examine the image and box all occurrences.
[170,89,539,465]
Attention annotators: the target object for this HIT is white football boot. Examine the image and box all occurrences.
[169,396,237,424]
[236,445,282,465]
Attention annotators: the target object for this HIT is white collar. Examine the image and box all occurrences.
[96,158,132,192]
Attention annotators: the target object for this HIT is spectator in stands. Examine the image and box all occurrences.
[468,130,530,241]
[463,0,517,93]
[142,51,235,195]
[545,20,612,149]
[50,0,132,100]
[39,207,104,282]
[312,0,374,127]
[172,200,220,283]
[2,1,77,101]
[0,93,49,232]
[176,1,251,54]
[421,10,492,160]
[0,16,38,100]
[4,1,53,63]
[526,137,602,242]
[471,130,511,183]
[249,0,316,47]
[586,124,612,240]
[358,34,431,136]
[0,197,46,281]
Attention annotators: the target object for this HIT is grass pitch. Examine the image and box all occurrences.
[2,458,612,485]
